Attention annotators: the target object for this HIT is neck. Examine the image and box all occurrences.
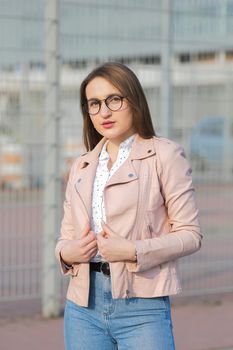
[106,132,135,154]
[106,140,120,156]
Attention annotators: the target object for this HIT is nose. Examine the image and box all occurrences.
[99,101,112,118]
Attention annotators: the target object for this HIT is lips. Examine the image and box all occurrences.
[102,121,115,125]
[102,121,115,128]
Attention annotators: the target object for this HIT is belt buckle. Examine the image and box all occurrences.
[100,262,110,276]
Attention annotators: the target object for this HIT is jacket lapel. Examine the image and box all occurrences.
[73,135,156,217]
[106,135,156,187]
[74,138,105,219]
[106,158,139,187]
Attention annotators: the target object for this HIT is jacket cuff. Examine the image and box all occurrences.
[58,251,80,277]
[125,240,146,273]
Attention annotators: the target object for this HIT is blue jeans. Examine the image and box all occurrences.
[64,271,176,350]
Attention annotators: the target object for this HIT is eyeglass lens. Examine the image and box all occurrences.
[87,95,123,115]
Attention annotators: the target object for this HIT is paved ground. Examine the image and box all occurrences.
[1,296,233,350]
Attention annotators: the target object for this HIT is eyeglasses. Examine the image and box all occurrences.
[84,94,127,116]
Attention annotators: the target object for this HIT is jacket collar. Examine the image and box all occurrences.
[130,134,156,160]
[79,134,156,168]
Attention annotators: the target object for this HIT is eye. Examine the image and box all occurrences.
[108,95,121,103]
[88,100,99,108]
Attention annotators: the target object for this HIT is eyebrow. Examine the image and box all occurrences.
[86,93,121,102]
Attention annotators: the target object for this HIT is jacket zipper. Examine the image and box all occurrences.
[74,183,90,222]
[123,160,144,298]
[102,184,116,298]
[132,161,147,239]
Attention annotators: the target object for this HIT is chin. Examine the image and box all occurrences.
[98,128,119,138]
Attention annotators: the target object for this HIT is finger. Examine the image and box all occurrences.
[89,247,98,258]
[82,241,98,257]
[87,231,97,240]
[85,239,98,251]
[96,233,104,243]
[101,221,117,237]
[89,230,96,236]
[85,247,98,259]
[96,234,106,249]
[81,222,91,238]
[80,233,97,246]
[98,230,108,238]
[101,221,111,235]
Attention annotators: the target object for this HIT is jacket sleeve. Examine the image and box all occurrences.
[55,158,81,277]
[126,140,203,273]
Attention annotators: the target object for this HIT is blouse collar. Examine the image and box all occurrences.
[99,134,136,162]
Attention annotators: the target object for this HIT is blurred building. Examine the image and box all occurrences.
[0,0,233,67]
[0,0,233,184]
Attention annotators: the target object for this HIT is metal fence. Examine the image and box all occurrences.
[0,0,233,317]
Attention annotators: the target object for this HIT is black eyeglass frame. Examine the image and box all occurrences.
[83,94,127,116]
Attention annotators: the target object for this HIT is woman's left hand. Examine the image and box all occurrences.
[97,221,136,262]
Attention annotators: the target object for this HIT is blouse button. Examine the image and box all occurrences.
[128,173,134,178]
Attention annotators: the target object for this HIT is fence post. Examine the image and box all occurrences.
[161,0,173,138]
[223,79,233,181]
[42,0,61,317]
[221,0,232,181]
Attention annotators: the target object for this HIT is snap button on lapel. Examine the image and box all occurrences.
[147,149,152,153]
[128,173,134,178]
[77,178,81,183]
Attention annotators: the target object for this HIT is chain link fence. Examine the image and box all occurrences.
[0,0,233,317]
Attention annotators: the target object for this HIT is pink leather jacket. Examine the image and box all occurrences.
[55,135,202,307]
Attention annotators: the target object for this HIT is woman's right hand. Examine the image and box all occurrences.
[60,224,98,265]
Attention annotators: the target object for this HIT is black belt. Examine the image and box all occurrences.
[90,262,110,276]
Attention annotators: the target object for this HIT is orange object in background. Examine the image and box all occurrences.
[2,153,22,163]
[0,142,25,189]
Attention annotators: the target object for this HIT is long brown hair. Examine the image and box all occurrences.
[80,62,156,151]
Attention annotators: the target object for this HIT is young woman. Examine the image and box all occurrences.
[55,62,202,350]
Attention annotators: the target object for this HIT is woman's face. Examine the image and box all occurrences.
[85,77,135,144]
